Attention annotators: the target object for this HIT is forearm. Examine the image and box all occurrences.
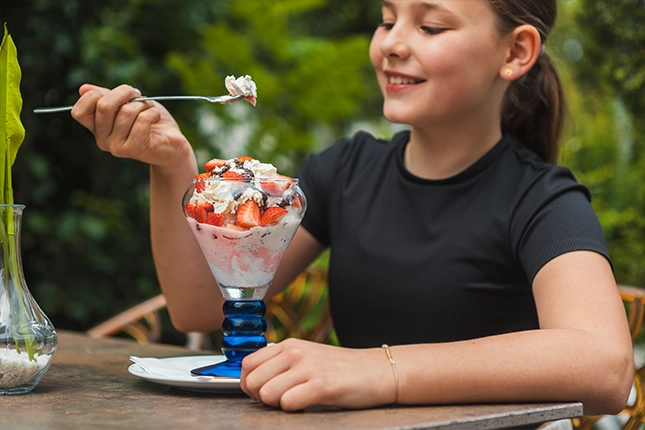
[392,328,633,415]
[150,156,225,332]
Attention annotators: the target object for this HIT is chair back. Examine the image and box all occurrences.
[265,267,334,344]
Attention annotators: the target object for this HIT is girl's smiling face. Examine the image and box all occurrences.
[369,0,510,129]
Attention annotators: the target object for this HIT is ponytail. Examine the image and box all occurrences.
[489,0,564,164]
[501,52,565,164]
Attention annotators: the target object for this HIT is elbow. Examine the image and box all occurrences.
[167,308,222,334]
[170,316,217,334]
[582,345,634,416]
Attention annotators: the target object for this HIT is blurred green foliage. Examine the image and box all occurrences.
[0,0,379,344]
[554,0,645,287]
[165,0,377,172]
[0,0,643,344]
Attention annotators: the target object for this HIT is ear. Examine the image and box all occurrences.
[500,25,541,81]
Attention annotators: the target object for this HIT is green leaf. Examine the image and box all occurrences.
[0,23,26,205]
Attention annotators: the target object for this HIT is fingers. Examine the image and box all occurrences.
[79,83,109,96]
[280,381,327,412]
[72,84,159,157]
[242,341,284,371]
[257,373,311,410]
[93,85,142,142]
[70,83,193,169]
[107,102,159,158]
[241,339,330,410]
[71,84,141,137]
[240,340,393,411]
[71,87,106,133]
[240,343,286,400]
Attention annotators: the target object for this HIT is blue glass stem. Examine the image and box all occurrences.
[190,300,267,378]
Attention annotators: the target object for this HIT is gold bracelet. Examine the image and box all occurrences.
[381,344,399,404]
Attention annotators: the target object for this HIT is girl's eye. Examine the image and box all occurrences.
[378,22,395,30]
[421,26,445,35]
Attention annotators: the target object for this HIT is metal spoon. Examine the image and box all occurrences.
[33,94,246,114]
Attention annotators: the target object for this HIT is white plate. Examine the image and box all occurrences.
[128,355,241,393]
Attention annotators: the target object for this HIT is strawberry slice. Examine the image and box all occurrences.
[185,203,196,218]
[222,171,245,181]
[260,175,294,196]
[194,173,210,193]
[277,174,294,186]
[237,156,254,163]
[198,202,214,213]
[207,212,224,226]
[224,223,249,231]
[260,206,288,226]
[236,200,260,228]
[204,158,226,172]
[260,181,282,196]
[194,206,208,224]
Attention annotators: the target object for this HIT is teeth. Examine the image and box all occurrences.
[388,75,421,85]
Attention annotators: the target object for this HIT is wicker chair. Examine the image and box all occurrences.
[86,267,334,349]
[572,284,645,430]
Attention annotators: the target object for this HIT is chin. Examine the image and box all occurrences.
[382,99,424,124]
[383,109,415,127]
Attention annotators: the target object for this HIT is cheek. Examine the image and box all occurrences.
[368,35,383,72]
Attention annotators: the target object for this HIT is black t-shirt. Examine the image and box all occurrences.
[297,130,610,348]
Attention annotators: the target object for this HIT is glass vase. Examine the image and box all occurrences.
[0,204,57,394]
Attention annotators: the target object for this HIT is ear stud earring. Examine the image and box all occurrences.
[504,68,514,77]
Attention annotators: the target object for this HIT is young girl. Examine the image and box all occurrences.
[71,0,633,415]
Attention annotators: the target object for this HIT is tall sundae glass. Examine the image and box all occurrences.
[182,156,306,378]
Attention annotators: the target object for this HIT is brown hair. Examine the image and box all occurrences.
[489,0,565,164]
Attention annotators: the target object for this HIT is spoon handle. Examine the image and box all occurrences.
[33,106,74,113]
[32,94,244,114]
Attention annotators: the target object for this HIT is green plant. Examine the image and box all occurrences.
[0,24,36,360]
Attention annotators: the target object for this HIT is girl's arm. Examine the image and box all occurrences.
[240,250,634,416]
[72,84,325,332]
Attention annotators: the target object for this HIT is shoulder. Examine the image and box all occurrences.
[501,138,609,280]
[298,129,408,180]
[315,129,405,164]
[501,136,591,204]
[296,130,407,245]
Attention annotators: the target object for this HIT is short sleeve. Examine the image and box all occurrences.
[512,167,611,283]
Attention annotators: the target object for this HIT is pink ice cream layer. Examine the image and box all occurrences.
[186,209,301,290]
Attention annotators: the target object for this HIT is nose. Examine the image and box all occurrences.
[379,24,411,59]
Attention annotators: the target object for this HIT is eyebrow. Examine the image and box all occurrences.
[382,0,444,12]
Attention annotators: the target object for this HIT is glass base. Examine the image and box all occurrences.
[191,357,245,378]
[0,362,53,395]
[191,300,267,379]
[0,384,39,395]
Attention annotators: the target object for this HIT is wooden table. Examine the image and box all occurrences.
[0,331,583,429]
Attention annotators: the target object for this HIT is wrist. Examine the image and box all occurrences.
[150,150,198,189]
[381,344,400,404]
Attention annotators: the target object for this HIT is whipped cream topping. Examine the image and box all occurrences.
[208,158,277,179]
[236,187,265,213]
[189,157,290,215]
[197,180,235,214]
[243,159,277,178]
[225,75,257,98]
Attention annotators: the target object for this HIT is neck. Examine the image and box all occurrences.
[404,116,503,181]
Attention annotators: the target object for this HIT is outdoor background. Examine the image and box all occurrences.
[0,0,643,345]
